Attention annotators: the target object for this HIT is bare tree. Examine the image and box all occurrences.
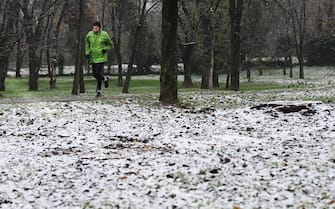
[122,0,159,93]
[276,0,307,79]
[241,0,274,81]
[47,1,68,88]
[21,0,51,91]
[122,0,147,93]
[72,0,85,95]
[178,0,222,89]
[178,0,197,88]
[289,0,306,79]
[160,0,178,104]
[229,0,244,91]
[15,17,25,78]
[0,1,19,91]
[194,0,221,89]
[108,0,128,87]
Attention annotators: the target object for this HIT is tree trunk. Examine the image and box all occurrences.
[259,68,263,76]
[58,54,65,75]
[283,56,287,76]
[122,0,147,93]
[200,15,214,89]
[110,3,123,87]
[229,0,244,91]
[0,57,8,91]
[114,32,123,87]
[209,42,214,88]
[298,43,304,79]
[16,45,24,78]
[47,48,51,77]
[47,1,67,89]
[116,53,123,86]
[213,66,219,88]
[246,64,251,82]
[316,0,322,32]
[179,2,196,88]
[27,45,40,91]
[45,14,52,83]
[102,0,106,27]
[225,73,230,89]
[80,62,85,93]
[160,0,178,104]
[182,44,195,87]
[72,0,85,95]
[0,0,19,90]
[22,0,48,91]
[289,0,306,80]
[55,2,68,76]
[50,52,57,89]
[289,56,293,78]
[326,0,334,28]
[48,47,58,89]
[15,23,24,78]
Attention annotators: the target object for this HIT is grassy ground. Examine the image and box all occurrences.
[1,76,160,99]
[0,74,298,100]
[2,65,333,102]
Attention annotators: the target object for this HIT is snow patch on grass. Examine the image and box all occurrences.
[0,97,334,209]
[1,66,335,208]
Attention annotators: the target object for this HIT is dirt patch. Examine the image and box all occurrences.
[251,102,319,116]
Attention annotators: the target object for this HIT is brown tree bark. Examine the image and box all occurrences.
[229,0,244,91]
[109,3,124,87]
[0,56,9,91]
[200,15,214,89]
[122,0,148,93]
[0,0,19,90]
[179,1,196,88]
[72,0,85,95]
[281,0,306,79]
[15,19,24,78]
[297,0,306,79]
[48,1,68,89]
[22,0,48,91]
[181,43,195,87]
[160,0,178,104]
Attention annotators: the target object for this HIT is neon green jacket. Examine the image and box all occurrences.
[85,30,113,64]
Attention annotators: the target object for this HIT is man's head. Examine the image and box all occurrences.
[93,21,101,33]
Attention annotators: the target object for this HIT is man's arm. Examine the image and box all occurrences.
[85,32,91,55]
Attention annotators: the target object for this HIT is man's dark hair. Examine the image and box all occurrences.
[93,21,101,27]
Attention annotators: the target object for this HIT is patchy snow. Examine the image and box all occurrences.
[1,66,335,209]
[0,96,334,209]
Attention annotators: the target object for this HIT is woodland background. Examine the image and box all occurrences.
[1,0,335,101]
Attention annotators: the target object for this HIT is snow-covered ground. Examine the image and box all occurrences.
[1,67,335,209]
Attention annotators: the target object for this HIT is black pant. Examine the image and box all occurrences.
[92,63,104,91]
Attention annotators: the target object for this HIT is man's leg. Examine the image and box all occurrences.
[92,63,104,96]
[104,75,109,88]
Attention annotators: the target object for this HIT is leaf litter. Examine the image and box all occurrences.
[0,67,335,209]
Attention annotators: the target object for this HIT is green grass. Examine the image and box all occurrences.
[4,76,95,98]
[1,76,162,99]
[240,82,291,92]
[125,79,161,94]
[0,75,295,100]
[4,76,96,98]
